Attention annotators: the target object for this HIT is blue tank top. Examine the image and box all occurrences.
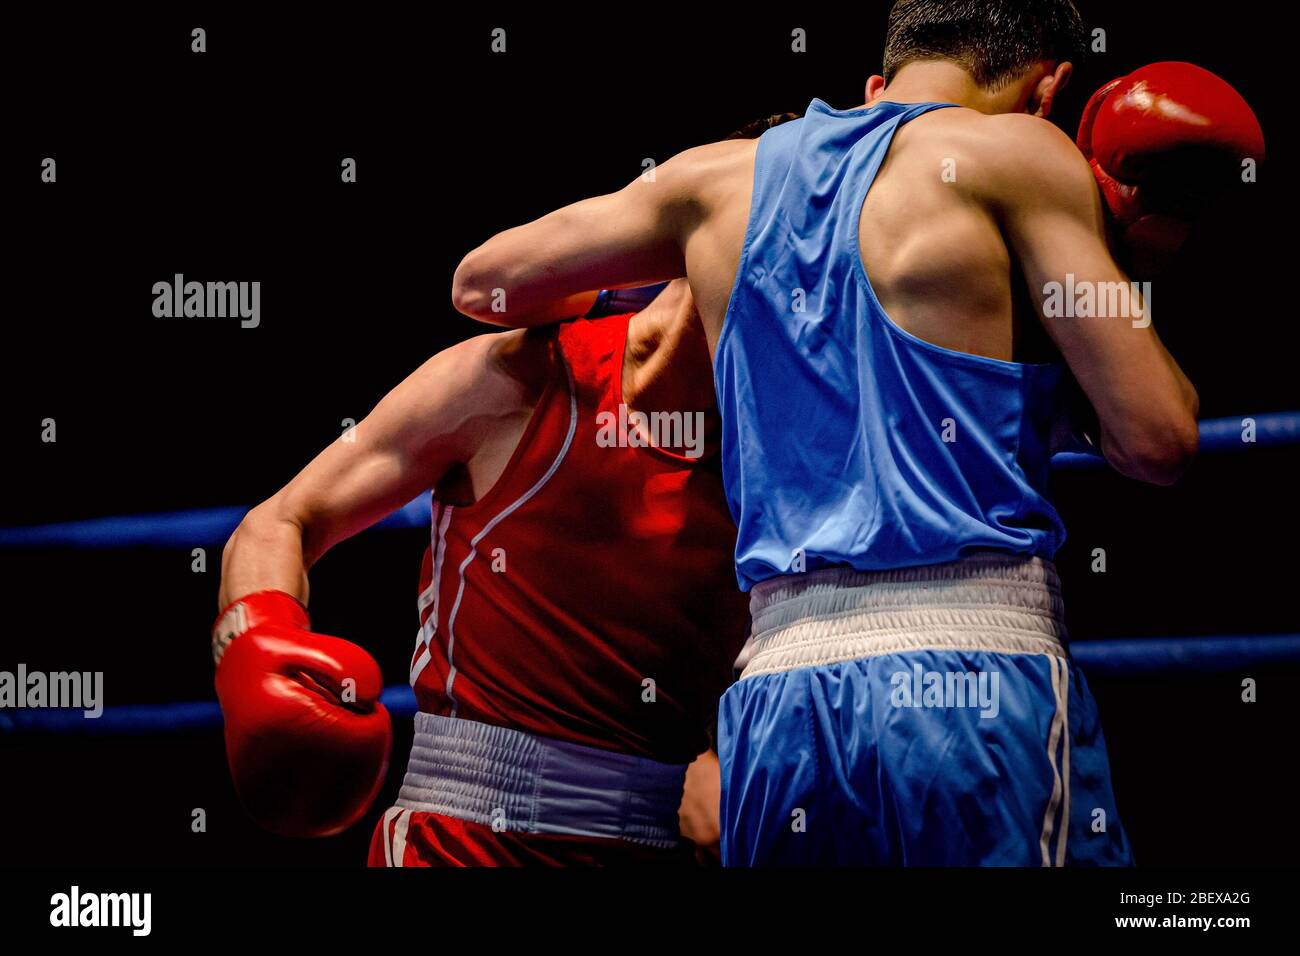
[714,99,1067,591]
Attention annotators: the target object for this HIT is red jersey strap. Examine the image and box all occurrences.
[555,313,630,420]
[558,313,710,467]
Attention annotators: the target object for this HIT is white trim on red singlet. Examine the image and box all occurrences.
[441,360,578,715]
[410,502,455,686]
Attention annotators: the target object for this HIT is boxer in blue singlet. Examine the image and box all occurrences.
[454,0,1212,865]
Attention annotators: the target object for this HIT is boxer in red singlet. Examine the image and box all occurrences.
[212,280,748,865]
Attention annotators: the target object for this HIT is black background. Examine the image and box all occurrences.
[2,2,1295,870]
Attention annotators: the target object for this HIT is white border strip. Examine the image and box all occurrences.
[444,361,578,714]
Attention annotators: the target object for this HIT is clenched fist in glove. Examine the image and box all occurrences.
[213,589,392,837]
[1077,61,1264,277]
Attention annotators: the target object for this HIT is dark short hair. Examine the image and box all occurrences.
[883,0,1086,88]
[725,112,803,140]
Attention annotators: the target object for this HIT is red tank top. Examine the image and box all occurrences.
[409,315,748,763]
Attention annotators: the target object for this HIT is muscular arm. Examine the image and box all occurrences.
[451,146,724,326]
[983,116,1200,484]
[218,332,534,608]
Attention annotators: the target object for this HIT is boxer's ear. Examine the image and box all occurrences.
[1033,61,1073,118]
[866,74,887,104]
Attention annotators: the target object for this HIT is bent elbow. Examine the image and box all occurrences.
[451,251,499,323]
[1106,416,1200,486]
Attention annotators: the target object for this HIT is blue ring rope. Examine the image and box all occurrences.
[0,411,1296,549]
[2,411,1296,735]
[2,634,1297,736]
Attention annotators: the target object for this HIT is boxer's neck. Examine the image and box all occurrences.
[865,60,1038,115]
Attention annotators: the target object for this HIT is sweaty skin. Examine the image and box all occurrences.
[218,279,712,608]
[452,60,1199,484]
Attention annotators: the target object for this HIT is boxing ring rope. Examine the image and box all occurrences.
[3,634,1298,736]
[0,496,435,551]
[1,412,1295,552]
[1048,409,1298,471]
[2,410,1298,735]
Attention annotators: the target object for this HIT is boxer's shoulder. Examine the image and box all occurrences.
[906,110,1093,210]
[481,327,558,404]
[648,137,758,211]
[393,330,556,440]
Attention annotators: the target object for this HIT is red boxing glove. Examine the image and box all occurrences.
[1077,61,1264,276]
[213,590,392,838]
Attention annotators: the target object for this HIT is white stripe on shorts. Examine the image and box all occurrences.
[740,553,1075,866]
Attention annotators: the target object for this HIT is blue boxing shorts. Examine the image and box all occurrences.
[718,554,1133,866]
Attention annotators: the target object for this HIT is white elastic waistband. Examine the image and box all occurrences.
[397,713,686,848]
[741,554,1068,678]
